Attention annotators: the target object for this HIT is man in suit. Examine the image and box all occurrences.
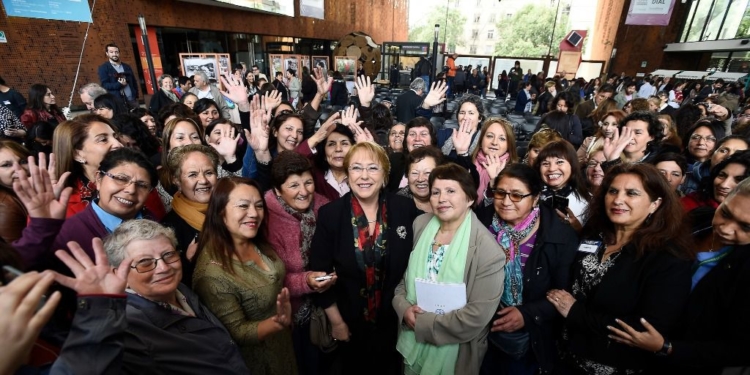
[98,43,139,110]
[695,78,724,103]
[575,83,616,137]
[395,77,443,123]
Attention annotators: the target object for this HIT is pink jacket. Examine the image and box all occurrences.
[264,190,330,313]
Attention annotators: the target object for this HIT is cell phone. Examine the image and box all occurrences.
[315,275,333,282]
[552,195,569,213]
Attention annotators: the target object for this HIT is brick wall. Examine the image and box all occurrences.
[0,0,408,108]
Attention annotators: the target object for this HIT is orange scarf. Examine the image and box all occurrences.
[171,192,208,231]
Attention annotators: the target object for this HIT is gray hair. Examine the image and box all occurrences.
[725,176,750,203]
[194,71,209,83]
[78,82,107,98]
[167,144,220,183]
[104,220,178,267]
[410,77,425,92]
[158,74,174,87]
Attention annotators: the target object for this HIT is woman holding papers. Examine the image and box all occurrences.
[308,142,421,374]
[547,163,692,373]
[476,163,579,374]
[393,163,505,375]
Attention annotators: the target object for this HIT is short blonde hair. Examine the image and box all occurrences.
[344,142,391,185]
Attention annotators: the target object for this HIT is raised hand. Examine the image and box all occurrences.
[355,75,375,107]
[340,105,363,129]
[208,126,241,163]
[264,90,282,113]
[603,126,633,162]
[0,272,61,375]
[307,112,341,149]
[482,154,507,181]
[451,118,477,155]
[13,155,72,220]
[423,81,448,108]
[52,238,131,295]
[219,74,249,108]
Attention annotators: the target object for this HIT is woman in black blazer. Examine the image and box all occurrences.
[309,142,421,375]
[149,74,179,115]
[546,163,693,373]
[609,185,750,374]
[476,164,579,374]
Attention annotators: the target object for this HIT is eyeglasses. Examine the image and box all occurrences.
[100,171,152,191]
[690,134,717,143]
[492,189,532,202]
[348,165,382,174]
[130,250,181,273]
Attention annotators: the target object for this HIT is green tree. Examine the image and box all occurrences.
[408,6,467,51]
[494,4,571,58]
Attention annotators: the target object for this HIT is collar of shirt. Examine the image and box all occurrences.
[325,169,350,196]
[91,200,142,233]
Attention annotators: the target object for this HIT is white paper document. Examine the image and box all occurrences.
[415,278,467,315]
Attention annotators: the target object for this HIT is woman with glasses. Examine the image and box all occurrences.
[680,134,748,195]
[682,119,726,166]
[309,142,421,374]
[393,163,504,375]
[77,219,249,373]
[20,84,64,132]
[584,145,606,194]
[681,151,750,213]
[397,146,443,213]
[193,177,297,374]
[14,148,157,270]
[577,110,625,163]
[477,163,579,375]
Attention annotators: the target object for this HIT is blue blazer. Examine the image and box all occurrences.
[98,61,139,100]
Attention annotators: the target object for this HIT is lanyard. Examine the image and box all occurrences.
[692,248,733,275]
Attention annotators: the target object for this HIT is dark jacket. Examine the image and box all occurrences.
[160,210,198,287]
[301,76,317,103]
[562,242,692,371]
[395,90,430,123]
[477,203,579,372]
[98,61,139,100]
[330,80,349,107]
[0,88,27,118]
[467,74,484,92]
[664,244,750,374]
[273,79,289,102]
[149,89,177,115]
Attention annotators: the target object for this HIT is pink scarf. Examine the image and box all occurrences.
[474,150,510,204]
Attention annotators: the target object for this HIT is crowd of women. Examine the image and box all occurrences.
[0,67,748,375]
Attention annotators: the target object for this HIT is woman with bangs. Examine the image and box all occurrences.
[534,140,590,232]
[681,151,750,213]
[453,117,518,206]
[577,110,626,163]
[601,111,666,170]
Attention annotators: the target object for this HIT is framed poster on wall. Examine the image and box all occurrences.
[301,56,311,71]
[312,56,329,72]
[269,54,284,80]
[180,54,219,81]
[284,55,300,75]
[335,56,357,78]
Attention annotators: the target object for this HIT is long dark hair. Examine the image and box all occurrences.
[28,84,62,115]
[697,150,750,203]
[196,177,274,275]
[582,163,692,260]
[533,140,590,201]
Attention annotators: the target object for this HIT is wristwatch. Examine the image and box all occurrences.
[655,339,672,357]
[458,151,470,157]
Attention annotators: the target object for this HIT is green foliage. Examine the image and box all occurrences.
[408,6,467,49]
[494,4,571,58]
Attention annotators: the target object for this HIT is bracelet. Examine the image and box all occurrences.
[458,151,470,157]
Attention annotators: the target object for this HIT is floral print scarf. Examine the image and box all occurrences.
[351,194,388,324]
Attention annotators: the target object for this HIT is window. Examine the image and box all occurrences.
[487,29,494,39]
[485,45,494,55]
[474,14,481,23]
[490,14,496,23]
[470,45,477,54]
[472,29,479,39]
[506,13,513,19]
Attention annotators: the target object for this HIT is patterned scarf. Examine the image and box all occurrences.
[474,150,510,204]
[351,194,388,324]
[490,207,539,306]
[77,177,98,207]
[277,194,318,324]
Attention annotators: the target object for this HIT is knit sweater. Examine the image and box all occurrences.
[263,190,329,314]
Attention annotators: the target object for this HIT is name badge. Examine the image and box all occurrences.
[578,240,601,253]
[2,100,9,105]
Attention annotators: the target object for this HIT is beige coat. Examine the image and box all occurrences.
[393,212,506,375]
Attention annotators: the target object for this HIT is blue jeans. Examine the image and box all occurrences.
[421,75,430,93]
